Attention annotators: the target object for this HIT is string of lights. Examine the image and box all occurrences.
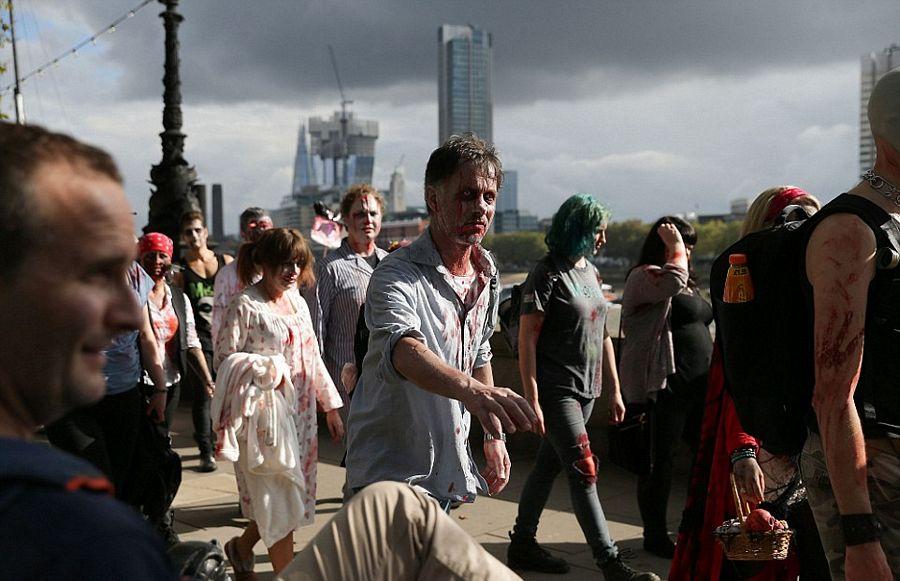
[1,0,154,96]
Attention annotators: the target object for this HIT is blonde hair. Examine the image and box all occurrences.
[741,186,821,237]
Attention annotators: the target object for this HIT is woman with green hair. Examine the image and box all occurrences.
[507,194,659,581]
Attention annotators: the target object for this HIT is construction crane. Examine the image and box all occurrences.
[328,45,353,187]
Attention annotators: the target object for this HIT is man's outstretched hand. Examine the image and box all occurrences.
[462,383,537,438]
[482,439,511,495]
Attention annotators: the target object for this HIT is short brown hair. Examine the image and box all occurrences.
[0,122,121,276]
[237,228,315,288]
[424,133,503,193]
[340,184,385,223]
[180,210,206,230]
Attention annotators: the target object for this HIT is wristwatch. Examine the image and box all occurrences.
[840,513,885,546]
[483,432,507,442]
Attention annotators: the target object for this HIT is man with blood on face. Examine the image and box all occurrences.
[0,122,176,579]
[308,184,387,434]
[345,133,538,511]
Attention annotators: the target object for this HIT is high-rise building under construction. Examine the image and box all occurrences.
[308,111,379,187]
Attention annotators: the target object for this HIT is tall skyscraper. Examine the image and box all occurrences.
[438,24,493,145]
[292,124,317,193]
[389,165,407,214]
[212,184,224,240]
[860,44,899,173]
[498,170,518,212]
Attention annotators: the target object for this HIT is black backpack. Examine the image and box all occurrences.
[710,194,900,455]
[498,261,561,357]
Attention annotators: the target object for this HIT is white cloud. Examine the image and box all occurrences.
[2,6,867,230]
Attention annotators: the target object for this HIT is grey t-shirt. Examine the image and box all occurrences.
[521,254,609,399]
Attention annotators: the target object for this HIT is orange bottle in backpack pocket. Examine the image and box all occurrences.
[723,253,754,303]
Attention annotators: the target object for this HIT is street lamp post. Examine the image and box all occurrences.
[145,0,198,244]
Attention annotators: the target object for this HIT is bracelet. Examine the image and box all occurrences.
[484,432,507,442]
[153,388,169,394]
[841,513,885,546]
[730,447,757,465]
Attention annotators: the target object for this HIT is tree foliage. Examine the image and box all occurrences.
[692,220,743,260]
[482,231,546,271]
[484,219,743,277]
[603,219,649,264]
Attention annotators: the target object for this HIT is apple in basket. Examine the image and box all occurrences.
[745,508,785,533]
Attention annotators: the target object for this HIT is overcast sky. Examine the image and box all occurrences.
[2,0,899,233]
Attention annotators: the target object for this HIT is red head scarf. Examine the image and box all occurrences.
[764,187,810,223]
[138,232,174,259]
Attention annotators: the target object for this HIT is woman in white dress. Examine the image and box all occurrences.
[215,228,344,576]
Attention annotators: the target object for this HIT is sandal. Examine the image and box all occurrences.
[225,537,256,579]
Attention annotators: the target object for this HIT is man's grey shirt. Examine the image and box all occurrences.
[309,238,388,404]
[345,228,499,502]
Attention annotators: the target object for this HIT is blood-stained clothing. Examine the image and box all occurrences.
[345,228,499,503]
[214,286,343,534]
[147,283,201,387]
[308,238,388,414]
[520,254,610,399]
[618,261,689,404]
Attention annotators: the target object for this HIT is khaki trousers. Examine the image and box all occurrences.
[801,430,900,580]
[278,481,521,581]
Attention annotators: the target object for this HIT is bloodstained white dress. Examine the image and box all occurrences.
[214,285,342,543]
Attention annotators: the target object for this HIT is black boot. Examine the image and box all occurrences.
[599,555,660,581]
[507,531,569,574]
[198,452,217,473]
[157,509,180,548]
[642,534,675,559]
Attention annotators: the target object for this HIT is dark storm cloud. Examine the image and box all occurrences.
[59,0,900,106]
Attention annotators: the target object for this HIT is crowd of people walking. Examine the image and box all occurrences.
[2,68,900,581]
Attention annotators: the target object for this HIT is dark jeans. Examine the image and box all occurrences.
[45,386,142,501]
[637,386,697,540]
[184,349,214,455]
[514,388,618,563]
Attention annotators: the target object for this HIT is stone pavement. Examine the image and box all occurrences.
[171,407,690,580]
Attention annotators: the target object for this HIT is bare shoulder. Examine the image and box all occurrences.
[223,254,234,264]
[806,213,876,284]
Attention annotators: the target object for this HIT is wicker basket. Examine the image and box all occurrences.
[714,474,793,561]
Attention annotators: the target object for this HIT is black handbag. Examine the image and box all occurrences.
[607,402,654,475]
[607,308,655,475]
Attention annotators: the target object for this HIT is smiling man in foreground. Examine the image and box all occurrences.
[0,122,175,579]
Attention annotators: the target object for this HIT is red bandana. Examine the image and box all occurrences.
[764,187,810,223]
[138,232,174,258]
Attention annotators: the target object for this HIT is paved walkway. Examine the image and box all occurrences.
[171,408,689,580]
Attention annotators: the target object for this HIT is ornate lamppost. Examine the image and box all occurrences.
[145,0,199,243]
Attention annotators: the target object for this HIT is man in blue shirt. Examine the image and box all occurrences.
[0,122,175,579]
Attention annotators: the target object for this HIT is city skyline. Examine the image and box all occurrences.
[3,1,900,233]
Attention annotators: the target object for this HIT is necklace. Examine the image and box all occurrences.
[861,169,900,208]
